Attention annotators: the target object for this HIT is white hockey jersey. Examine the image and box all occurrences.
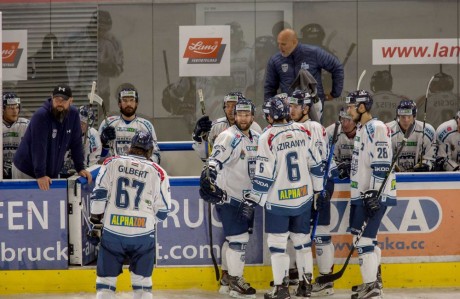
[386,120,436,171]
[416,91,460,129]
[193,116,262,161]
[90,155,171,240]
[209,125,259,207]
[60,127,102,176]
[372,91,407,123]
[350,119,396,206]
[2,117,29,179]
[251,121,324,216]
[99,115,160,162]
[326,123,354,163]
[436,118,460,171]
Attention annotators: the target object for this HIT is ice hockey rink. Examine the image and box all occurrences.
[1,289,459,299]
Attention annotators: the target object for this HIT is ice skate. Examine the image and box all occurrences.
[311,280,334,297]
[218,270,230,294]
[270,268,299,287]
[265,276,291,299]
[295,273,312,298]
[350,281,382,299]
[227,275,256,299]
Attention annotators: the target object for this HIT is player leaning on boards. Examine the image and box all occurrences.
[99,85,160,163]
[385,100,436,172]
[199,97,260,299]
[345,90,396,299]
[435,110,460,171]
[242,97,324,299]
[288,90,336,297]
[88,131,171,299]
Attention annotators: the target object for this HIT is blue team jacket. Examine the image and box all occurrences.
[264,43,344,101]
[13,98,85,179]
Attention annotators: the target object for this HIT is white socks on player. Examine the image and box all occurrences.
[96,290,115,299]
[221,240,229,272]
[227,233,249,277]
[356,236,378,283]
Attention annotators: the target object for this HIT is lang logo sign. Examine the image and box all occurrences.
[2,42,24,68]
[183,38,226,64]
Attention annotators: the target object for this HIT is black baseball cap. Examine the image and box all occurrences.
[52,84,72,100]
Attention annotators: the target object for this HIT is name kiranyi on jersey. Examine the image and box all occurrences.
[350,119,396,206]
[209,125,260,207]
[251,122,324,216]
[90,155,171,240]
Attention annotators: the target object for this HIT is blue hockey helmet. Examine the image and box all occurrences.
[131,131,154,151]
[263,96,290,121]
[345,90,373,111]
[288,89,313,107]
[2,92,21,109]
[234,97,255,116]
[79,105,96,124]
[223,91,244,108]
[397,100,417,117]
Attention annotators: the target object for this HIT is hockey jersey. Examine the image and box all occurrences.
[251,121,324,216]
[436,118,460,171]
[90,155,171,241]
[386,120,436,171]
[209,125,260,207]
[99,115,160,163]
[350,119,396,206]
[325,123,354,163]
[2,117,29,179]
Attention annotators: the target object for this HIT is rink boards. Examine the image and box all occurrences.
[0,172,459,294]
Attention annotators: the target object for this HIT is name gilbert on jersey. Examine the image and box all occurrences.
[118,165,148,178]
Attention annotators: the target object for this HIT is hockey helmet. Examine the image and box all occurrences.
[79,105,96,124]
[118,87,139,102]
[131,130,155,151]
[288,90,313,107]
[116,83,138,102]
[397,100,417,117]
[223,91,243,108]
[234,97,256,116]
[430,72,454,93]
[300,23,326,45]
[263,96,290,121]
[346,90,373,111]
[370,70,393,92]
[2,92,21,110]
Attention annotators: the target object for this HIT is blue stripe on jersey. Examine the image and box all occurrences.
[269,246,286,254]
[159,189,169,216]
[91,189,108,201]
[310,163,323,179]
[156,210,169,221]
[252,176,273,192]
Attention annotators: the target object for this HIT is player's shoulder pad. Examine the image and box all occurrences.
[436,119,457,142]
[103,155,121,165]
[150,162,166,182]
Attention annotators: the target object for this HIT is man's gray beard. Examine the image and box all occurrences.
[52,107,68,122]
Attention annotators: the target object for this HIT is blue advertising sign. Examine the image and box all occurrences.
[156,184,264,266]
[0,180,68,270]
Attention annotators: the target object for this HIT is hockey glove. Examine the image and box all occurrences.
[337,161,351,180]
[413,163,430,172]
[362,189,380,218]
[87,214,104,246]
[238,192,259,223]
[199,166,226,204]
[192,116,212,143]
[313,190,330,212]
[100,126,116,147]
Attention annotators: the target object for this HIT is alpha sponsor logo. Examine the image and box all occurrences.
[183,38,226,64]
[328,197,441,234]
[278,185,308,200]
[2,42,24,68]
[110,214,146,228]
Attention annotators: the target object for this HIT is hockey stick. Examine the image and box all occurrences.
[84,81,97,147]
[418,75,435,166]
[311,121,340,241]
[316,122,414,284]
[197,88,220,282]
[342,43,356,67]
[163,50,171,86]
[357,70,367,90]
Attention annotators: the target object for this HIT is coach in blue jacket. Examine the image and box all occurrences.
[264,28,344,119]
[13,84,92,190]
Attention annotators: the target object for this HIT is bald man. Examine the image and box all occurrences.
[264,28,344,121]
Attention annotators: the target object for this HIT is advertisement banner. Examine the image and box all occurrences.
[0,180,68,270]
[156,184,264,266]
[2,30,27,80]
[179,25,230,77]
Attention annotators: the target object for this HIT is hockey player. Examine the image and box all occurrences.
[98,86,160,163]
[288,90,336,297]
[242,96,324,299]
[385,100,436,172]
[89,131,171,299]
[2,92,29,179]
[346,90,396,299]
[369,70,407,123]
[325,107,357,180]
[435,110,460,171]
[199,97,259,298]
[60,106,102,177]
[192,92,262,162]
